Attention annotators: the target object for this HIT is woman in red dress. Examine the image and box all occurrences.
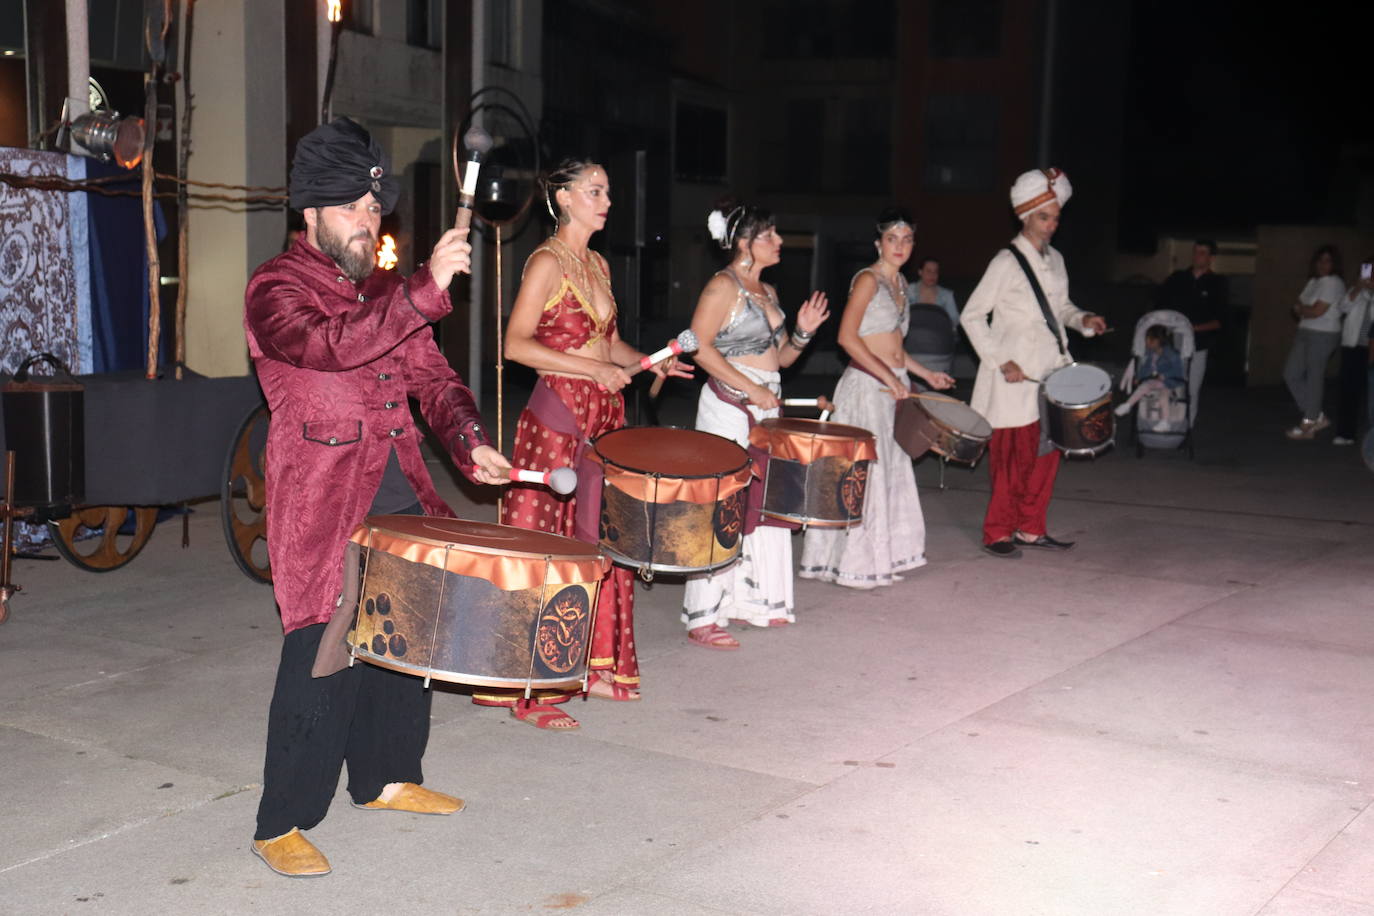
[473,159,687,729]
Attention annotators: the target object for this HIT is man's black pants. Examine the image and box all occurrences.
[253,620,432,840]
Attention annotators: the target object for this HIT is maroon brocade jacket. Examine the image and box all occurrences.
[244,237,490,634]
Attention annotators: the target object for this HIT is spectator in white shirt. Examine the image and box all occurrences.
[1283,245,1345,439]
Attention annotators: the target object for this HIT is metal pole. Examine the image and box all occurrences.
[494,222,504,516]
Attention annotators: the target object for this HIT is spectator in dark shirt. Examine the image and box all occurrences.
[1157,239,1226,423]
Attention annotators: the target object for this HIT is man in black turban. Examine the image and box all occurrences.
[244,117,511,877]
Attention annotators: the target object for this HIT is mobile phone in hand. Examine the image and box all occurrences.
[1362,262,1373,281]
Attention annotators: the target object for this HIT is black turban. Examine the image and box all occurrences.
[288,117,400,214]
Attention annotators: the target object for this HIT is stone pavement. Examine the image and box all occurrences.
[1,383,1372,915]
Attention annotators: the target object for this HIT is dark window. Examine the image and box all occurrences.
[345,0,375,36]
[929,0,1003,58]
[486,0,514,67]
[674,101,727,184]
[923,94,998,192]
[841,97,890,194]
[762,0,895,59]
[783,98,825,191]
[407,0,442,49]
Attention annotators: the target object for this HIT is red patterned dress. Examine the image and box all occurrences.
[473,243,638,705]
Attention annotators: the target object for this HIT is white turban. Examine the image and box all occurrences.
[1010,167,1071,220]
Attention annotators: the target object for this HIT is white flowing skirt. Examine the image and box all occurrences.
[681,364,795,629]
[799,365,926,588]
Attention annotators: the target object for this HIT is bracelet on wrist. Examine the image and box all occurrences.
[792,326,815,340]
[789,333,812,349]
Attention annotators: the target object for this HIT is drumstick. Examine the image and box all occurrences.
[880,388,960,401]
[502,466,577,495]
[783,396,835,414]
[644,329,700,397]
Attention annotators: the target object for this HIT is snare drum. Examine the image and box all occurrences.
[894,394,992,465]
[1041,363,1114,456]
[590,427,753,574]
[748,418,878,528]
[348,517,611,689]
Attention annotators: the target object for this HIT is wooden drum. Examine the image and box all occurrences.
[748,418,877,528]
[348,516,611,690]
[590,427,753,575]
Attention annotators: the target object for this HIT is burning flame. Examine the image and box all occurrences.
[377,234,398,270]
[326,0,341,24]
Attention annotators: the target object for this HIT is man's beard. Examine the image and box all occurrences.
[316,218,376,283]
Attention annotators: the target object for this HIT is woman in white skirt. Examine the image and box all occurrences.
[680,198,830,649]
[801,207,953,589]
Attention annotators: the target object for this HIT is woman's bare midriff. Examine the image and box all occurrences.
[861,330,906,369]
[730,349,782,373]
[536,338,615,381]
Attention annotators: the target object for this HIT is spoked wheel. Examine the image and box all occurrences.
[221,404,271,583]
[49,506,158,572]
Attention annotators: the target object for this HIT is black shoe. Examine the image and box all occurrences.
[982,540,1022,558]
[1013,533,1076,551]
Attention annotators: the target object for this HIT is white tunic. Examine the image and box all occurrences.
[960,233,1094,429]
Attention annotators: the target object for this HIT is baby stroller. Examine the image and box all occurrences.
[1119,309,1194,458]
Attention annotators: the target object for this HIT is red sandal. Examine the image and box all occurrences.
[511,700,580,730]
[585,671,641,702]
[687,624,740,650]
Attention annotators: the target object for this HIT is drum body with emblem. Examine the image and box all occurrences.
[348,517,610,690]
[894,394,992,465]
[749,418,877,528]
[591,427,752,575]
[1041,363,1114,456]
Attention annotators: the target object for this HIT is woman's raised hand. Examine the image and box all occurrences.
[796,291,830,334]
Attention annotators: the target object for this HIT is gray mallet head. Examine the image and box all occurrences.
[676,328,699,353]
[548,466,578,496]
[463,125,494,157]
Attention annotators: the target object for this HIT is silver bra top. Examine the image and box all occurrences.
[712,269,786,358]
[853,268,909,337]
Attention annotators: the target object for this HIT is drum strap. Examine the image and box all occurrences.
[1006,245,1066,356]
[704,379,799,535]
[527,378,603,543]
[312,540,363,678]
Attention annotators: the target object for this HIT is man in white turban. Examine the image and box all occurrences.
[959,168,1107,558]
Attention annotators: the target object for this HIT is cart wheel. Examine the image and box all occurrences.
[222,404,271,583]
[49,506,158,572]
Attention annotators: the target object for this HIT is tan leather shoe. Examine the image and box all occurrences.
[353,782,465,815]
[251,828,331,878]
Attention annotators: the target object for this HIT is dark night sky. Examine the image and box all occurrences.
[1119,0,1374,247]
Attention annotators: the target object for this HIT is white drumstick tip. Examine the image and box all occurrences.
[508,467,578,494]
[547,466,578,495]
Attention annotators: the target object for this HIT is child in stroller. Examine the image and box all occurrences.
[1116,324,1186,415]
[1117,310,1195,455]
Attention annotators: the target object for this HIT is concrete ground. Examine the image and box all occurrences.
[1,382,1372,915]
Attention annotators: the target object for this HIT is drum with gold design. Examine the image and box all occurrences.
[589,427,752,575]
[749,418,877,528]
[1041,363,1114,456]
[348,517,611,690]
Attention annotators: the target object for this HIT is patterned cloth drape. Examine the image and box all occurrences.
[0,149,90,374]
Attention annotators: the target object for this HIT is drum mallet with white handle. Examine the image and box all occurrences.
[503,466,577,495]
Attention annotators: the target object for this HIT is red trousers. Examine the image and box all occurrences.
[983,421,1061,544]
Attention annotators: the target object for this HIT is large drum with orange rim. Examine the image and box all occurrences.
[749,417,877,528]
[348,516,611,690]
[589,426,752,575]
